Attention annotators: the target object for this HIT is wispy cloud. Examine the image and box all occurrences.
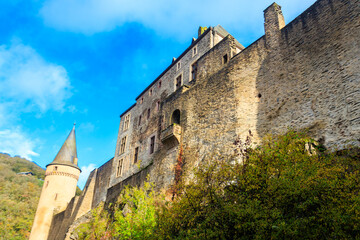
[0,41,72,159]
[40,0,316,39]
[0,128,39,160]
[0,41,72,115]
[78,163,96,189]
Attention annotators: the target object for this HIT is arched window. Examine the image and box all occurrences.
[171,109,180,125]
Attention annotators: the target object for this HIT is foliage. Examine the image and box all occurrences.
[75,182,158,240]
[0,153,45,239]
[76,186,83,196]
[76,203,111,240]
[156,131,360,239]
[112,182,158,239]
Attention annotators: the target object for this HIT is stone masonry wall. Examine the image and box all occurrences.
[255,0,360,147]
[110,27,225,190]
[92,158,113,208]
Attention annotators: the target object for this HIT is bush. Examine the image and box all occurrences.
[75,182,158,240]
[156,131,360,239]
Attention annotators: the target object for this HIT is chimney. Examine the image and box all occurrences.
[264,3,285,49]
[198,26,208,37]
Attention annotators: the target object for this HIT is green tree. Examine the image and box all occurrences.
[0,153,44,240]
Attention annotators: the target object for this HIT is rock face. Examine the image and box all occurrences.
[47,0,360,239]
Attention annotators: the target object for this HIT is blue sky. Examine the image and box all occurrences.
[0,0,316,188]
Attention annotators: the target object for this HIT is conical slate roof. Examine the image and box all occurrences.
[46,125,80,170]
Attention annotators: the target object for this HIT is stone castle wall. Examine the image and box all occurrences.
[48,0,360,238]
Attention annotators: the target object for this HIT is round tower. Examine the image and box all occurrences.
[30,125,81,240]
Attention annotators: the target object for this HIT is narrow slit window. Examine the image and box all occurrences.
[223,54,228,64]
[134,147,139,164]
[177,61,181,70]
[156,100,160,111]
[147,108,151,119]
[150,136,155,154]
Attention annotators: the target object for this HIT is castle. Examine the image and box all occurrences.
[31,0,360,239]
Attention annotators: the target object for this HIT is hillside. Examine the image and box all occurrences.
[0,153,45,240]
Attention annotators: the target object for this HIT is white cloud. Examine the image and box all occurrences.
[0,128,39,160]
[0,41,72,160]
[78,163,96,189]
[0,42,72,115]
[40,0,316,39]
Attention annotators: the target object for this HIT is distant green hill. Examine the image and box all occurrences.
[0,153,44,240]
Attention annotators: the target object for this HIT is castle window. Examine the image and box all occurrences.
[147,108,151,119]
[223,54,228,64]
[140,97,144,104]
[123,114,131,131]
[138,115,142,126]
[171,109,181,125]
[54,193,58,200]
[134,147,139,164]
[175,74,182,90]
[150,136,155,154]
[119,136,127,155]
[158,80,162,88]
[117,159,123,177]
[191,62,197,81]
[149,88,153,96]
[192,46,197,56]
[177,61,181,71]
[156,100,160,111]
[54,166,58,171]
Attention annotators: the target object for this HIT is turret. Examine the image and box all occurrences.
[29,125,81,240]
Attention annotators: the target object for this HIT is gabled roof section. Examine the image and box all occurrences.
[47,125,81,171]
[213,25,244,49]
